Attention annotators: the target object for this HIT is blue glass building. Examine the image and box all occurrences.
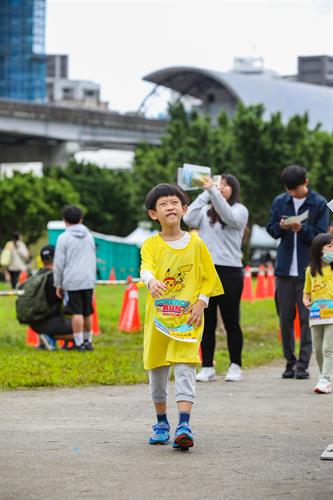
[0,0,46,101]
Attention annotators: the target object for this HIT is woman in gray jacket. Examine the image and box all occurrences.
[183,174,248,382]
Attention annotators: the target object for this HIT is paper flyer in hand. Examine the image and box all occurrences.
[177,163,211,190]
[309,299,333,326]
[282,210,309,225]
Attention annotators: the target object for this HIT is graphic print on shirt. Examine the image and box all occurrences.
[163,265,193,293]
[153,263,197,342]
[309,276,333,326]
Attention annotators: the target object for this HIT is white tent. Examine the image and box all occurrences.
[124,226,158,247]
[249,224,279,249]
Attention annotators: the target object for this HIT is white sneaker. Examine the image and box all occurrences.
[225,363,243,382]
[314,378,332,394]
[196,367,217,382]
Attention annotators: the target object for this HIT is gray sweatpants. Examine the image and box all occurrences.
[311,324,333,381]
[148,363,196,403]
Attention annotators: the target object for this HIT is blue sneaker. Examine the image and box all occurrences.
[39,334,57,351]
[173,422,194,450]
[149,421,170,445]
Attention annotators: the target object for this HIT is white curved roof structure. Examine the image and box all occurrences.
[143,66,333,133]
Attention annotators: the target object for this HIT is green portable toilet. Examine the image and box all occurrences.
[47,221,140,280]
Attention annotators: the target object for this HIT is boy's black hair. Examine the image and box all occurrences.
[310,233,333,277]
[63,205,83,224]
[145,183,189,211]
[281,165,307,189]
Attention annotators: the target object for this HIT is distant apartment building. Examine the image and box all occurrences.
[0,0,46,101]
[46,54,108,110]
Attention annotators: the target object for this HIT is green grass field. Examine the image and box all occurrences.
[0,283,282,390]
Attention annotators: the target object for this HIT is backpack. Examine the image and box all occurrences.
[16,270,53,324]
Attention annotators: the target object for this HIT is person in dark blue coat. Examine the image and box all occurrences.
[267,165,329,379]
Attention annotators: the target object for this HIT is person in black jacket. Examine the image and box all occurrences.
[30,245,73,350]
[267,165,329,379]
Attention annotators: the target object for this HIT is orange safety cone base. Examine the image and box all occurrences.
[241,265,254,301]
[18,270,28,285]
[118,283,141,333]
[294,305,301,340]
[26,326,39,347]
[109,268,116,281]
[255,265,266,299]
[265,264,275,298]
[92,294,100,335]
[277,305,301,342]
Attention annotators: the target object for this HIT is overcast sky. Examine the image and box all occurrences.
[46,0,333,114]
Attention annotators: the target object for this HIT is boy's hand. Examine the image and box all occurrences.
[187,300,206,327]
[56,287,63,299]
[148,278,167,299]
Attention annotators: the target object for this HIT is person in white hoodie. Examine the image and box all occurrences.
[3,231,30,289]
[183,174,248,382]
[53,206,96,351]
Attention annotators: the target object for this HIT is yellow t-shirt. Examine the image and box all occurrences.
[304,266,333,301]
[140,232,224,370]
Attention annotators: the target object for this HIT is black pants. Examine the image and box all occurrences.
[201,266,244,367]
[30,316,73,336]
[275,276,312,369]
[9,270,20,289]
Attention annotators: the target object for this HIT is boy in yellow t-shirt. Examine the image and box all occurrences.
[303,233,333,394]
[140,183,223,450]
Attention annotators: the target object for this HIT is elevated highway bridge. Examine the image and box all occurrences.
[0,100,167,165]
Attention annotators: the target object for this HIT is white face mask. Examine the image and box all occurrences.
[322,252,333,264]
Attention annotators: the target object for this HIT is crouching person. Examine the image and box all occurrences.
[16,245,73,350]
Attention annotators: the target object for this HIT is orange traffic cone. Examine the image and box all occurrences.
[26,326,39,347]
[91,293,100,335]
[241,265,254,301]
[109,268,116,281]
[255,265,266,299]
[265,264,275,298]
[118,281,141,333]
[18,270,28,284]
[294,305,301,340]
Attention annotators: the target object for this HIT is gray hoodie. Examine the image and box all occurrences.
[183,187,248,267]
[53,224,96,291]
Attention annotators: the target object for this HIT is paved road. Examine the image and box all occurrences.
[1,361,332,500]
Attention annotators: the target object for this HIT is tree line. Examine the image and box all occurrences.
[1,102,332,247]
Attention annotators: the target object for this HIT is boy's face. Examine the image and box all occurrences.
[148,196,187,227]
[285,180,308,199]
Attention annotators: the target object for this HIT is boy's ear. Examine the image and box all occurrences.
[148,209,158,221]
[182,205,188,216]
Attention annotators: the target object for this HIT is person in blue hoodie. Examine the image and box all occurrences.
[53,206,96,352]
[267,165,329,380]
